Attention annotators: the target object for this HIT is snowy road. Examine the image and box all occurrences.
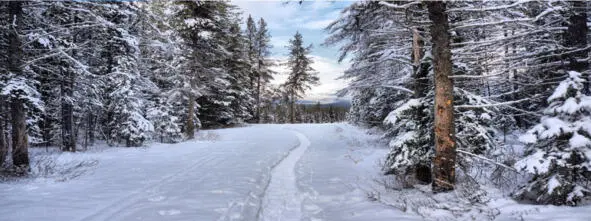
[0,124,418,221]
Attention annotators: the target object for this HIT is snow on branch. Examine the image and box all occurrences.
[378,1,421,10]
[456,97,532,109]
[345,84,414,94]
[447,0,533,13]
[456,149,519,173]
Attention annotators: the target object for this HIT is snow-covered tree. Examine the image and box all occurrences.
[515,71,591,205]
[283,32,319,124]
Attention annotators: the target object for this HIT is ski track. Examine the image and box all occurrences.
[78,149,218,221]
[259,131,311,221]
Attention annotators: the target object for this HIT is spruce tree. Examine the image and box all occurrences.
[283,32,319,124]
[515,71,591,205]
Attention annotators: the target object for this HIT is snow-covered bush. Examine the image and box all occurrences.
[514,71,591,205]
[383,88,499,186]
[147,100,183,143]
[382,94,434,185]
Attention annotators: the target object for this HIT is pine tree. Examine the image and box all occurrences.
[0,1,38,169]
[253,18,274,123]
[515,71,591,205]
[283,32,319,124]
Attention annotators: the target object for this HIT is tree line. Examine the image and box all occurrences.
[327,1,591,206]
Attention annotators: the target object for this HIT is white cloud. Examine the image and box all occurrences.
[301,19,334,30]
[270,36,291,49]
[233,1,300,30]
[270,55,349,100]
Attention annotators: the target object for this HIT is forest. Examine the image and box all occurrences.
[0,1,335,165]
[328,0,591,206]
[1,0,591,219]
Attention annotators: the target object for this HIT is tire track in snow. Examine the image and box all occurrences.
[258,131,311,221]
[77,148,218,221]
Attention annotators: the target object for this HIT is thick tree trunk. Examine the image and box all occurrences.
[11,100,29,168]
[7,1,29,169]
[186,95,195,139]
[427,1,456,193]
[61,72,76,152]
[564,1,589,93]
[0,97,7,166]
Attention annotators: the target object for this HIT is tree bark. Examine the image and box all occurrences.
[256,73,262,123]
[427,1,456,193]
[0,97,7,166]
[290,92,295,124]
[186,95,195,139]
[11,100,29,168]
[61,71,76,152]
[7,1,29,169]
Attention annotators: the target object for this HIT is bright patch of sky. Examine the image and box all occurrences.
[233,0,352,101]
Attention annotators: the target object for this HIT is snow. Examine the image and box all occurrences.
[383,98,421,125]
[547,175,560,194]
[547,71,583,102]
[514,150,551,174]
[570,132,591,148]
[260,131,310,221]
[0,124,420,221]
[2,124,591,220]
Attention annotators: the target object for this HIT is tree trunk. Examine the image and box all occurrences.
[256,74,262,123]
[7,1,29,169]
[0,97,7,167]
[61,71,76,152]
[290,92,295,124]
[186,95,195,139]
[564,1,589,93]
[411,27,433,184]
[11,100,29,169]
[427,1,456,193]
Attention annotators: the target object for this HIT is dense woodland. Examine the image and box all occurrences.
[0,1,331,171]
[2,0,591,209]
[326,0,591,206]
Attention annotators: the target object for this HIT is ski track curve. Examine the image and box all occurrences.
[259,130,311,221]
[77,149,218,221]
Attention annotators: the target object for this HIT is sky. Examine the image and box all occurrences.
[232,0,352,101]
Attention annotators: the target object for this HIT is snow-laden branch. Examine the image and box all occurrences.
[450,72,506,79]
[452,18,532,30]
[456,97,531,109]
[451,27,567,47]
[447,0,533,13]
[378,1,421,10]
[346,84,414,94]
[58,49,95,77]
[456,149,519,173]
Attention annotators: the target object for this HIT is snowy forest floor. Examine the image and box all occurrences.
[0,123,590,221]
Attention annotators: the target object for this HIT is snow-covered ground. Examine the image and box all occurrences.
[1,124,591,221]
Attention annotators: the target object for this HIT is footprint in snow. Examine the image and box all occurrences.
[157,209,181,216]
[148,196,166,202]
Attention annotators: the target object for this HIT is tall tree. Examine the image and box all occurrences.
[427,1,456,192]
[283,32,319,124]
[253,18,274,123]
[1,1,33,169]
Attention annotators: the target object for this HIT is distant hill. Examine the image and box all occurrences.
[297,98,351,109]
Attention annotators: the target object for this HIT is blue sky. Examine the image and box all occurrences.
[233,0,352,101]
